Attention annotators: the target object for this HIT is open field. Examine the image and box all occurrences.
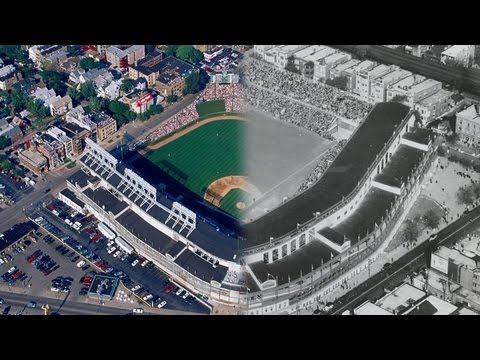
[196,99,226,117]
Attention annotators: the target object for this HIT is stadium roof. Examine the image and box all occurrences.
[83,187,128,216]
[402,127,433,145]
[174,249,228,283]
[249,241,337,286]
[374,145,424,188]
[0,221,36,252]
[241,102,411,249]
[67,170,99,189]
[59,188,85,208]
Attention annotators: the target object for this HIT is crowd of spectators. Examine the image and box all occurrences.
[296,140,347,194]
[140,83,246,145]
[241,57,372,122]
[246,85,337,138]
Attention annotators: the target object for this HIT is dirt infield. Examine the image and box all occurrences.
[204,176,262,207]
[145,115,247,152]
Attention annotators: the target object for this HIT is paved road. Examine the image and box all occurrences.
[333,45,480,97]
[330,205,480,314]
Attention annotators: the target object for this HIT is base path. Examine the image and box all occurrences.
[204,176,262,207]
[145,115,248,151]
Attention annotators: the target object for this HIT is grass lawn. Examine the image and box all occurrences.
[145,119,245,217]
[219,188,250,219]
[195,99,226,117]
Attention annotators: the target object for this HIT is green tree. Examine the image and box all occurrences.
[120,79,135,94]
[10,89,29,112]
[175,45,203,64]
[79,81,96,100]
[67,45,83,57]
[68,86,83,105]
[422,209,441,230]
[0,45,29,63]
[184,71,201,95]
[445,133,459,145]
[390,94,408,103]
[12,168,24,178]
[166,95,178,103]
[90,96,105,112]
[0,136,9,150]
[401,219,419,245]
[79,57,97,71]
[163,45,179,57]
[40,70,67,95]
[285,55,300,74]
[0,159,12,172]
[26,98,47,120]
[457,185,475,206]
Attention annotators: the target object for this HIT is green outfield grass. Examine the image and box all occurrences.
[219,188,250,219]
[195,99,226,117]
[145,119,246,217]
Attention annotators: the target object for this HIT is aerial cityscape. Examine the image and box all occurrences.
[1,44,480,315]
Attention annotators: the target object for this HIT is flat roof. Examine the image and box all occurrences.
[332,188,396,242]
[87,275,119,299]
[332,59,360,72]
[353,301,392,315]
[410,78,441,93]
[366,64,392,78]
[376,283,426,314]
[0,221,36,252]
[174,249,228,283]
[83,187,128,216]
[117,209,176,255]
[249,241,338,286]
[417,89,451,106]
[242,102,411,248]
[67,170,99,189]
[442,45,472,58]
[324,52,349,64]
[404,295,457,315]
[352,60,376,73]
[402,127,433,145]
[378,69,411,85]
[374,145,425,188]
[59,188,85,208]
[293,45,326,59]
[304,47,336,62]
[318,227,347,247]
[165,241,185,258]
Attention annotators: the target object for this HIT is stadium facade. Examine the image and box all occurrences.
[63,102,437,314]
[239,102,438,314]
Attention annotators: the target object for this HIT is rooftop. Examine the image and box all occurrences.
[249,241,337,286]
[404,295,457,315]
[417,89,452,107]
[87,275,119,299]
[410,78,441,93]
[174,249,228,283]
[402,127,433,145]
[376,283,426,314]
[442,45,473,58]
[83,187,128,216]
[304,47,336,62]
[374,145,425,188]
[353,301,392,315]
[351,60,376,73]
[457,104,480,123]
[59,188,85,209]
[332,59,360,73]
[293,45,326,60]
[0,221,36,252]
[434,246,477,269]
[242,102,411,248]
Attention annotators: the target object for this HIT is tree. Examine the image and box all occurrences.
[163,45,178,57]
[184,71,201,95]
[401,219,420,245]
[40,70,67,95]
[10,89,29,112]
[166,95,178,103]
[390,94,407,103]
[285,55,300,74]
[326,76,349,91]
[457,185,475,206]
[90,96,105,112]
[437,146,446,157]
[27,99,48,120]
[79,57,97,71]
[79,81,96,100]
[175,45,203,64]
[423,209,441,230]
[120,79,135,94]
[472,182,480,199]
[0,136,9,150]
[12,168,24,178]
[0,159,12,172]
[0,45,29,63]
[68,86,83,105]
[107,100,135,126]
[445,132,459,145]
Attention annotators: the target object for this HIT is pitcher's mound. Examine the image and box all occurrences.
[236,202,246,210]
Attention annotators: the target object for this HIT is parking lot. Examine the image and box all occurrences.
[0,173,33,204]
[28,198,211,314]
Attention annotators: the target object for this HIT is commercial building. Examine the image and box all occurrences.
[58,188,86,215]
[18,149,48,173]
[0,64,22,91]
[369,67,411,103]
[106,45,145,68]
[456,104,480,140]
[0,221,36,252]
[355,64,394,101]
[121,91,158,114]
[49,95,73,116]
[128,50,164,87]
[0,118,23,144]
[414,89,452,125]
[46,126,74,157]
[441,45,475,67]
[152,56,196,97]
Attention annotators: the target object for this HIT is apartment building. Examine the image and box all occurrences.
[0,64,22,91]
[46,126,74,157]
[456,104,480,140]
[315,52,351,80]
[441,45,475,67]
[49,95,73,117]
[369,68,411,103]
[128,50,164,87]
[106,45,146,68]
[414,89,452,125]
[355,64,393,101]
[18,149,48,173]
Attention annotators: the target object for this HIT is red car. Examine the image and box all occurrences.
[165,283,175,293]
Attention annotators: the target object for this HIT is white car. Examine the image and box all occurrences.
[157,300,167,308]
[175,288,184,296]
[113,250,121,258]
[131,285,141,292]
[107,247,116,254]
[133,308,144,314]
[143,294,153,301]
[131,259,139,267]
[140,260,150,267]
[77,260,86,268]
[182,291,189,300]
